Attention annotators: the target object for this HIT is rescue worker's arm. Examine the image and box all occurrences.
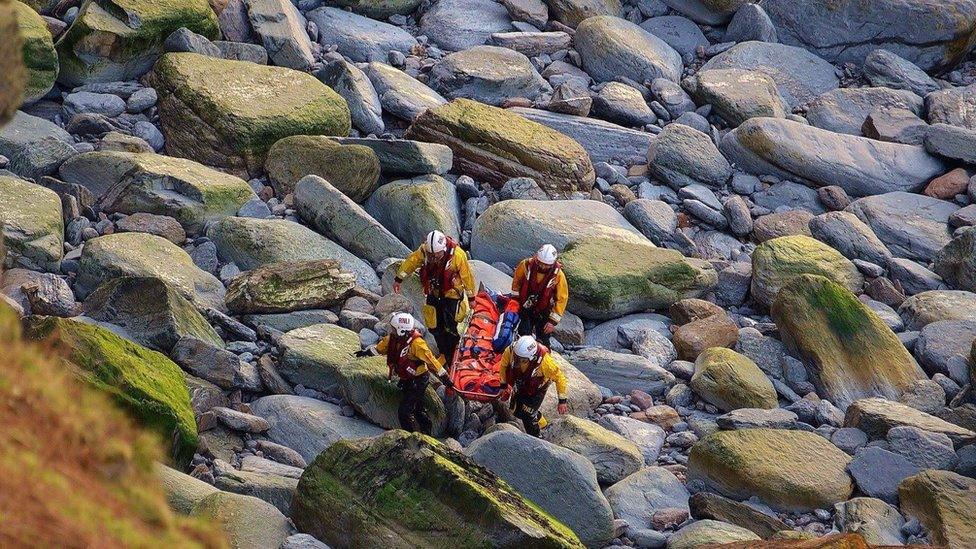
[453,248,476,295]
[498,348,513,385]
[375,335,390,355]
[549,270,569,324]
[541,354,569,409]
[355,334,388,357]
[411,338,454,387]
[394,248,425,291]
[511,259,528,297]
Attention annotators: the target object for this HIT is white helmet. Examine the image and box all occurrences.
[424,230,448,253]
[513,335,539,359]
[536,244,558,265]
[391,312,416,337]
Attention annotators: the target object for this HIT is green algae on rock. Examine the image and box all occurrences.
[0,175,64,271]
[0,0,26,125]
[292,430,584,548]
[146,52,351,178]
[277,322,361,392]
[772,275,924,410]
[265,135,380,200]
[898,469,976,549]
[752,235,863,309]
[12,0,57,103]
[691,347,778,412]
[225,259,356,314]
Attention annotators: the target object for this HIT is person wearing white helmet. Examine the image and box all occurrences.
[497,335,569,437]
[511,243,569,347]
[355,312,454,434]
[393,230,475,365]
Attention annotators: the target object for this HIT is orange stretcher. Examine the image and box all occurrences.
[448,288,519,402]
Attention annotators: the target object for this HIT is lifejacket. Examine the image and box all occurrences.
[518,258,562,316]
[419,237,459,295]
[510,345,551,397]
[386,330,425,380]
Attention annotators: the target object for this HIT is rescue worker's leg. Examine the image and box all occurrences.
[398,376,431,434]
[518,310,552,347]
[412,375,433,434]
[512,390,548,438]
[428,295,461,364]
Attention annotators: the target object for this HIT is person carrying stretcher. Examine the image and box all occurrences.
[498,335,569,437]
[356,313,454,434]
[511,244,568,348]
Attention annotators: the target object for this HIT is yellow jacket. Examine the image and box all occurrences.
[498,348,568,400]
[397,245,475,299]
[511,258,569,323]
[375,333,444,376]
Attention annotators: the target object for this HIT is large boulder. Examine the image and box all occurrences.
[465,429,614,547]
[0,175,63,271]
[542,415,644,485]
[55,0,219,86]
[250,395,383,463]
[306,7,417,62]
[658,0,746,25]
[190,491,293,548]
[772,275,924,411]
[687,429,854,512]
[363,61,447,122]
[604,467,689,533]
[720,118,945,197]
[83,276,223,353]
[75,233,225,310]
[207,217,379,291]
[647,122,732,189]
[264,135,380,200]
[567,347,675,396]
[844,398,976,445]
[805,87,924,136]
[62,151,256,234]
[364,174,461,250]
[225,259,356,314]
[933,228,976,293]
[561,236,717,319]
[0,0,26,124]
[762,0,976,71]
[419,0,512,52]
[277,323,360,392]
[690,347,777,412]
[898,470,976,549]
[700,41,838,108]
[899,290,976,330]
[146,52,350,178]
[26,316,198,467]
[293,175,410,266]
[292,431,583,547]
[509,107,654,165]
[245,0,315,71]
[846,192,958,263]
[428,46,549,106]
[405,99,594,198]
[751,235,863,309]
[574,16,682,84]
[12,0,57,103]
[684,68,787,127]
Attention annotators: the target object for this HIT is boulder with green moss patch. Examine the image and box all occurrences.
[691,347,777,412]
[225,259,356,314]
[146,52,351,178]
[265,135,380,200]
[687,428,853,512]
[772,275,924,410]
[25,315,199,467]
[365,174,461,250]
[75,232,226,310]
[12,0,57,103]
[0,175,63,271]
[405,99,594,198]
[752,235,863,309]
[60,151,256,234]
[561,236,717,319]
[55,0,219,86]
[0,0,26,125]
[541,415,643,485]
[278,323,361,392]
[83,276,223,353]
[338,355,448,436]
[191,491,294,548]
[292,430,584,548]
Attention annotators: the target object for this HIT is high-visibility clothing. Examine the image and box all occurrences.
[376,331,444,379]
[512,257,569,324]
[498,346,568,400]
[397,238,475,299]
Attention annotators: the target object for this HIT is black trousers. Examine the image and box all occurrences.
[427,295,460,363]
[511,389,548,437]
[518,309,552,348]
[398,374,432,434]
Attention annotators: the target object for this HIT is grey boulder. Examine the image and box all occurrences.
[575,15,682,85]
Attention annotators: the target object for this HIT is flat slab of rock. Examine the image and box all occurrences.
[364,174,461,250]
[325,137,452,175]
[306,7,417,62]
[509,106,652,165]
[419,0,513,51]
[363,62,447,121]
[845,398,976,446]
[225,259,356,314]
[805,87,923,136]
[846,192,957,263]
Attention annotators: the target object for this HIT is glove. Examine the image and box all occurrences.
[354,349,372,358]
[499,385,512,401]
[557,398,569,415]
[543,322,557,335]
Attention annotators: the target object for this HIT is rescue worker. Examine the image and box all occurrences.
[356,312,454,434]
[498,335,569,437]
[511,244,568,348]
[393,230,475,365]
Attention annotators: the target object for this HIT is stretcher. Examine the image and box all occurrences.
[448,288,520,402]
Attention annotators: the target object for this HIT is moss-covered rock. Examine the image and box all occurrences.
[772,275,924,410]
[63,151,257,234]
[541,415,643,485]
[752,235,863,309]
[668,519,760,549]
[0,0,26,124]
[405,99,594,198]
[55,0,219,86]
[365,174,460,250]
[687,429,853,512]
[691,347,777,412]
[12,0,56,103]
[225,259,356,314]
[191,491,293,548]
[75,232,226,310]
[292,430,584,548]
[0,175,63,271]
[83,276,223,353]
[26,315,199,467]
[146,52,351,178]
[898,470,976,549]
[0,303,222,547]
[561,236,717,320]
[265,135,380,200]
[277,323,361,392]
